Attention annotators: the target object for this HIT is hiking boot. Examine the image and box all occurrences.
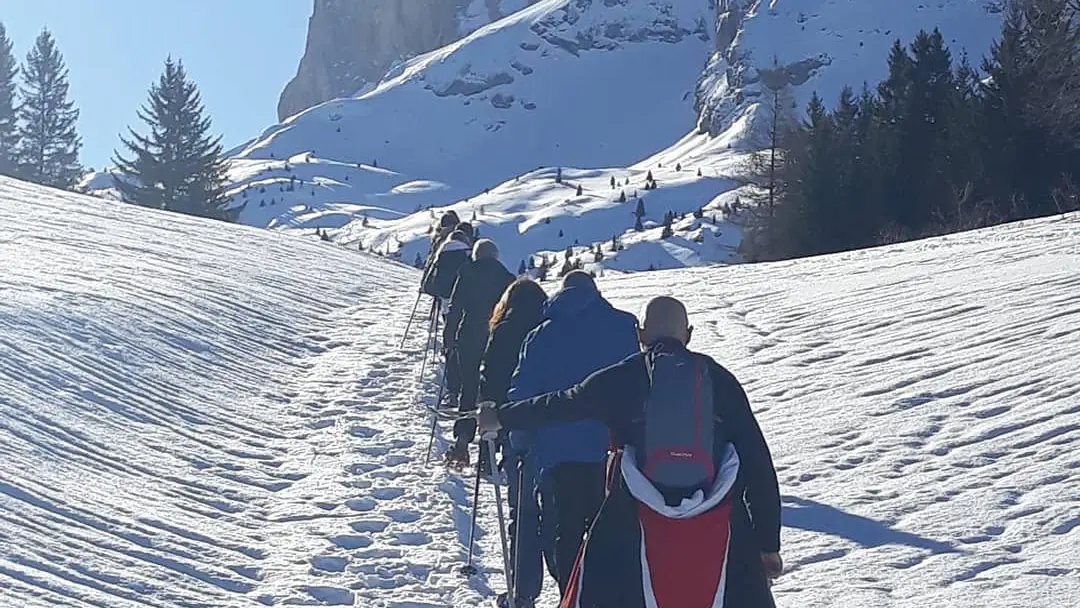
[495,593,535,608]
[444,441,470,470]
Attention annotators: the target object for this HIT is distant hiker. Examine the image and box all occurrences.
[432,211,460,250]
[443,239,514,467]
[420,211,461,292]
[507,271,639,596]
[476,296,782,608]
[476,277,548,607]
[422,229,472,303]
[454,221,475,243]
[429,211,461,257]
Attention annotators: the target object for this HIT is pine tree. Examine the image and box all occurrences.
[634,215,644,232]
[576,184,583,196]
[16,29,81,189]
[610,175,616,189]
[517,259,527,275]
[556,167,562,183]
[634,197,645,218]
[0,23,18,177]
[618,190,626,203]
[981,0,1080,219]
[114,58,228,219]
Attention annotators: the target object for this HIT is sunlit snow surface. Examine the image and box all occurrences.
[2,176,1079,607]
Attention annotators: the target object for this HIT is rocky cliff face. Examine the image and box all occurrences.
[278,0,540,121]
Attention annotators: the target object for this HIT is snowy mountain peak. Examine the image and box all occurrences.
[278,0,544,121]
[214,0,727,277]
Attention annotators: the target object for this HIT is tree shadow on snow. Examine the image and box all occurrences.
[782,496,957,554]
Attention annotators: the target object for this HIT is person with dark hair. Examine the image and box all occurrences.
[476,296,782,608]
[469,277,548,608]
[506,270,640,597]
[443,239,514,468]
[418,229,473,408]
[453,221,475,243]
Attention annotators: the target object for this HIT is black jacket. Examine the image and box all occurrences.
[444,258,514,357]
[497,338,781,553]
[479,307,544,404]
[422,240,470,300]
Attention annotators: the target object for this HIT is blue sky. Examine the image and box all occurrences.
[2,0,312,170]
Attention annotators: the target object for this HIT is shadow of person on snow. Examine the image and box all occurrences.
[782,495,957,553]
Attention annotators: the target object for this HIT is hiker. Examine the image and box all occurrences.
[422,229,473,304]
[431,210,460,253]
[474,278,548,608]
[421,211,461,289]
[443,239,514,467]
[476,296,782,608]
[507,271,639,597]
[453,221,475,243]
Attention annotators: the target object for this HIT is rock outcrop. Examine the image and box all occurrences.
[278,0,541,121]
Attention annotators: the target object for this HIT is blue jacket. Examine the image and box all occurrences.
[507,284,640,473]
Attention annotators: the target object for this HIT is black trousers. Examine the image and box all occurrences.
[452,348,483,442]
[540,462,607,596]
[444,347,461,404]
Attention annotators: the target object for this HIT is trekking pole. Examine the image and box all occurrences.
[417,298,439,386]
[400,291,425,348]
[510,455,524,606]
[423,364,448,465]
[484,436,514,597]
[458,459,484,577]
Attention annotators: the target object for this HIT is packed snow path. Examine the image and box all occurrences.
[2,175,1080,607]
[0,178,505,607]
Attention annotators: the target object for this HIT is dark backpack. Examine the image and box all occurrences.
[639,348,716,495]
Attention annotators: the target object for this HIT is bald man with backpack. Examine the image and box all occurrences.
[476,296,782,608]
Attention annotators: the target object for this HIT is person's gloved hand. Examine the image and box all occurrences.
[761,552,783,582]
[475,401,502,438]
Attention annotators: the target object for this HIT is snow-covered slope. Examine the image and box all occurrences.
[220,0,729,273]
[80,1,1008,277]
[0,177,511,607]
[5,174,1079,607]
